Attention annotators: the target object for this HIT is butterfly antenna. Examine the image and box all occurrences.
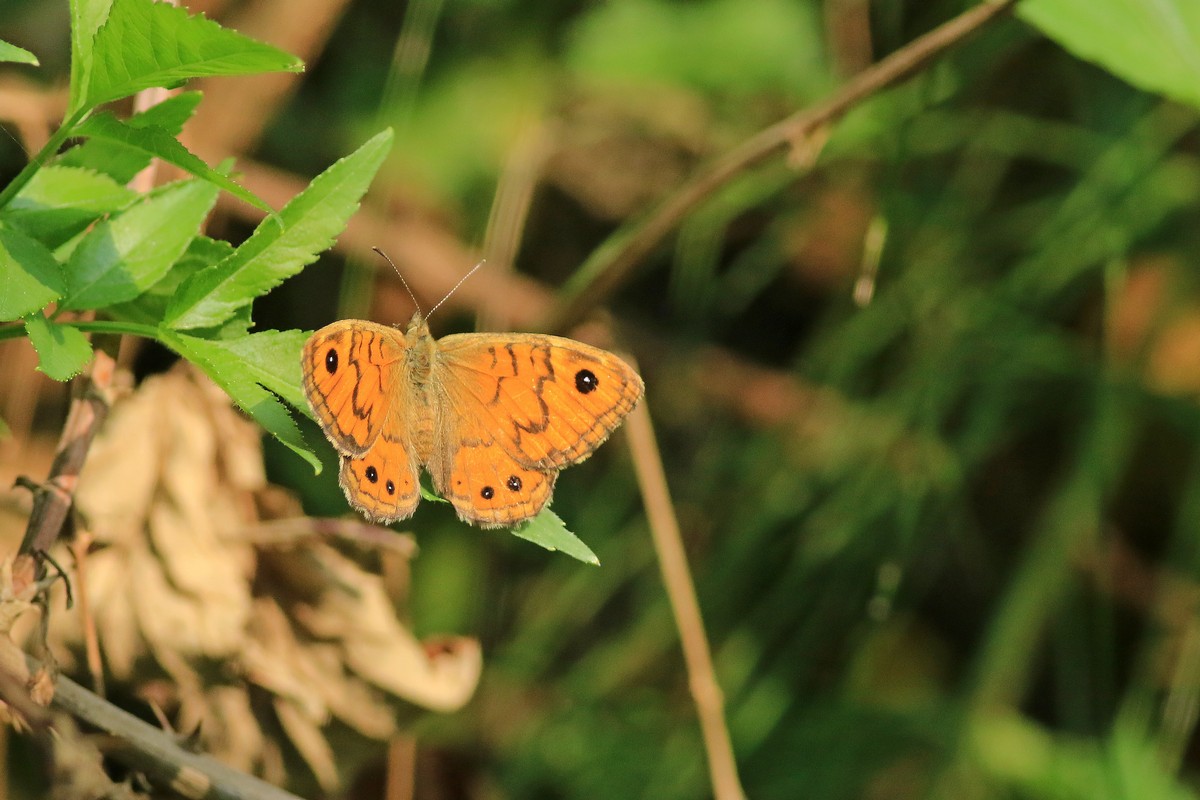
[426,259,486,321]
[372,247,423,317]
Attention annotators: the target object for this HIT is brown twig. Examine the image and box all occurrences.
[14,343,118,589]
[624,399,746,800]
[45,666,306,800]
[537,0,1020,333]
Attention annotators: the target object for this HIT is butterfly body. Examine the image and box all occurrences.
[302,314,644,528]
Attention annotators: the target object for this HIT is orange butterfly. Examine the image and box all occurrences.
[301,312,644,528]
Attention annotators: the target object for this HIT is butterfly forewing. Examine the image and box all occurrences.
[434,334,644,470]
[302,321,405,456]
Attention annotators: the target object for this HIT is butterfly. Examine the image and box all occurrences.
[301,313,644,528]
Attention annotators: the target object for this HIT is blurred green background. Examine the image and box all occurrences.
[6,0,1200,797]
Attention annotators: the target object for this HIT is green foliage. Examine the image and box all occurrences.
[0,223,64,321]
[0,39,38,65]
[1019,0,1200,110]
[566,0,829,99]
[74,112,272,213]
[11,0,1200,793]
[511,509,601,565]
[163,130,392,330]
[60,178,219,310]
[68,0,302,114]
[0,0,382,472]
[24,311,92,380]
[0,0,588,558]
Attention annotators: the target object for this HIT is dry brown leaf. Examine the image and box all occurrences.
[43,364,481,791]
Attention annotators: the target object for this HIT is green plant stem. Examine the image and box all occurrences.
[0,108,90,211]
[0,319,160,341]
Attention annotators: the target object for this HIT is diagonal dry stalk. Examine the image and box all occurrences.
[624,399,746,800]
[537,0,1020,334]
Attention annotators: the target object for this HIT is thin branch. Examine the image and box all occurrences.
[46,667,305,800]
[537,0,1020,333]
[14,342,119,590]
[624,399,746,800]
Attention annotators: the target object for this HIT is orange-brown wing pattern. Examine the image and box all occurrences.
[301,320,405,457]
[339,431,421,523]
[435,334,644,470]
[432,436,557,528]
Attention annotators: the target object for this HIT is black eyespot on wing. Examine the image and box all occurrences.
[575,368,598,394]
[366,465,378,483]
[481,486,495,500]
[506,475,522,491]
[386,479,395,495]
[325,348,339,374]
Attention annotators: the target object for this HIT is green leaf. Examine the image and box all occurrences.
[0,223,66,321]
[61,179,219,310]
[4,165,137,247]
[211,328,309,412]
[163,329,320,471]
[0,40,39,66]
[68,0,113,114]
[74,0,303,113]
[58,91,203,183]
[164,129,394,330]
[1019,0,1200,110]
[74,112,272,214]
[107,235,233,325]
[24,313,93,381]
[510,509,601,565]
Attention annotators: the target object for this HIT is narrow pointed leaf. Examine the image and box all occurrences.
[0,223,66,321]
[164,129,393,330]
[75,112,272,213]
[79,0,302,112]
[68,0,113,113]
[511,509,601,565]
[0,40,39,65]
[107,235,233,326]
[59,91,203,183]
[4,165,136,247]
[61,179,219,310]
[214,328,309,412]
[24,313,93,381]
[163,329,320,471]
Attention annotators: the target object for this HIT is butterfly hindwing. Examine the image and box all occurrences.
[339,428,421,523]
[431,433,557,528]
